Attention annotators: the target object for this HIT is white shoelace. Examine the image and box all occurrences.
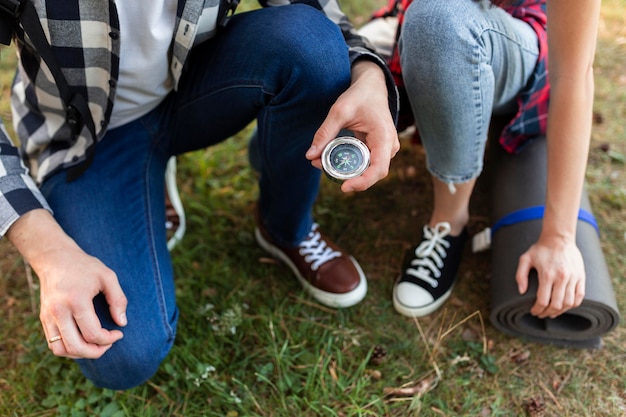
[298,224,341,271]
[405,222,451,288]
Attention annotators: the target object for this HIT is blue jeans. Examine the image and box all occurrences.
[39,5,351,390]
[399,0,539,183]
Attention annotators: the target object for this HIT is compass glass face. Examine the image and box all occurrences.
[321,136,370,182]
[329,143,363,174]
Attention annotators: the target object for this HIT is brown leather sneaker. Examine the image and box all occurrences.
[255,221,367,308]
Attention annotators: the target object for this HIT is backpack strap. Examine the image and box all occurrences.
[0,0,20,45]
[8,0,98,180]
[18,1,96,143]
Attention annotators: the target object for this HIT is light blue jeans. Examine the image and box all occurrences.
[39,5,351,390]
[399,0,539,183]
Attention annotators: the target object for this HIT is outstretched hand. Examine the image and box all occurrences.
[306,60,400,193]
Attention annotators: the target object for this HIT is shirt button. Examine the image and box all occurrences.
[109,31,119,40]
[109,79,116,88]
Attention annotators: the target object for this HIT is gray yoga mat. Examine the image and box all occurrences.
[488,136,620,348]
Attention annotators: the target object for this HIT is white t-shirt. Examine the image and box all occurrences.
[108,0,178,128]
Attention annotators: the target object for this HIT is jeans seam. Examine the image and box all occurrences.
[143,135,176,342]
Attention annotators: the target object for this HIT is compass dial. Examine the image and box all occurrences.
[321,136,370,182]
[329,144,363,173]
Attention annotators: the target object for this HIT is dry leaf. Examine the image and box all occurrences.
[365,369,382,380]
[328,359,338,382]
[524,397,546,417]
[510,350,531,364]
[383,375,437,397]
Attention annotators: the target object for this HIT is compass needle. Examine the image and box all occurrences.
[321,136,370,183]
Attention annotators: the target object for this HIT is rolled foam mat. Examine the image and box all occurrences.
[488,136,620,348]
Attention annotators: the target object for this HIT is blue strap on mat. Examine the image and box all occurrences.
[491,205,600,236]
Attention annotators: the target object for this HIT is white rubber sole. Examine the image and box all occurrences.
[392,280,454,318]
[255,228,367,308]
[165,157,186,251]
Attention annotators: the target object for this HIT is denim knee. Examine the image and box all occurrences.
[77,328,175,390]
[401,0,488,73]
[261,4,351,103]
[77,292,177,391]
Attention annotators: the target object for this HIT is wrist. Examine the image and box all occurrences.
[7,209,81,270]
[538,227,577,249]
[351,59,385,83]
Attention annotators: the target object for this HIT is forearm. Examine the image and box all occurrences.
[541,0,600,242]
[543,73,594,241]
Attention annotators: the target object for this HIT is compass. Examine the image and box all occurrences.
[321,136,370,183]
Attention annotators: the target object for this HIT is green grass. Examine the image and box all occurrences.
[2,1,626,416]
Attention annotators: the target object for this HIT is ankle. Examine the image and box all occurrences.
[428,215,468,237]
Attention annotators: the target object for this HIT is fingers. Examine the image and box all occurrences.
[308,122,399,192]
[39,257,128,359]
[45,328,116,360]
[44,324,122,360]
[529,267,586,319]
[344,131,399,192]
[515,253,532,295]
[104,279,129,328]
[42,298,124,359]
[307,135,398,192]
[72,304,125,346]
[518,244,586,319]
[340,156,388,192]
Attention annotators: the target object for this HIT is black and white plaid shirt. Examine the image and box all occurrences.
[0,0,396,237]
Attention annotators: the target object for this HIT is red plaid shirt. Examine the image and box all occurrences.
[372,0,549,152]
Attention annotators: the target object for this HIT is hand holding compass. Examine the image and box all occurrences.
[305,60,400,190]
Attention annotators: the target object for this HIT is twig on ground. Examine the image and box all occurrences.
[288,293,338,314]
[538,380,564,411]
[23,262,37,313]
[383,373,438,397]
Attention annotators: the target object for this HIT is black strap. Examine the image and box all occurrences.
[0,0,19,45]
[19,1,96,141]
[219,0,240,27]
[18,1,97,180]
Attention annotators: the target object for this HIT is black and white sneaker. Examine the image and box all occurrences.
[393,222,467,317]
